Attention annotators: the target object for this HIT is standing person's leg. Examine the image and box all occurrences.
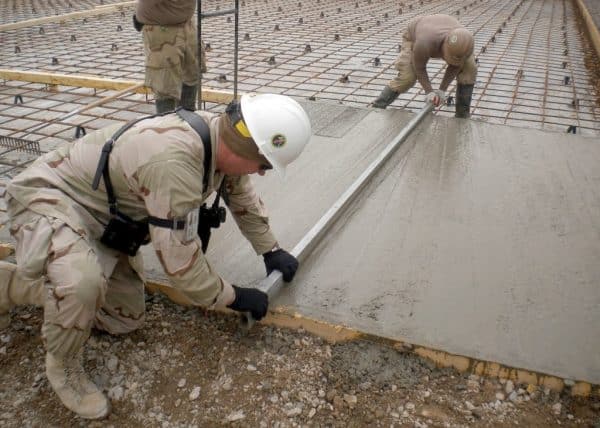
[142,24,186,113]
[43,223,112,419]
[455,54,477,118]
[372,38,417,109]
[180,18,205,111]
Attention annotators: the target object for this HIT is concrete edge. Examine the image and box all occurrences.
[575,0,600,60]
[260,308,598,398]
[1,238,598,397]
[144,279,599,397]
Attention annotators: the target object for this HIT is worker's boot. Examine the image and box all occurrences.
[371,86,400,109]
[455,84,474,118]
[0,261,45,329]
[180,84,197,111]
[155,97,177,114]
[44,326,110,419]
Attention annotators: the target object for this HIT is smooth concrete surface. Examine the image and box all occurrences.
[147,102,600,384]
[1,100,598,384]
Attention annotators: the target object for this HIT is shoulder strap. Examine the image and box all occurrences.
[175,108,211,193]
[92,110,214,231]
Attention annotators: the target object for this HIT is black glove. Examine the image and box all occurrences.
[263,248,299,282]
[227,285,269,320]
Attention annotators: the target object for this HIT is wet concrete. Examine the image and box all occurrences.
[151,101,600,384]
[1,98,598,385]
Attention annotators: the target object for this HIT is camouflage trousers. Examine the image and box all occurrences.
[388,38,478,93]
[9,209,145,348]
[142,18,207,100]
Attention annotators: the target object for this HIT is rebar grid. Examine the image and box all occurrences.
[0,0,598,160]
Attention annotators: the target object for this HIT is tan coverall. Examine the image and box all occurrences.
[389,14,477,94]
[5,111,277,357]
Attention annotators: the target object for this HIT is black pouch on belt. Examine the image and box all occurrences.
[133,14,144,32]
[100,214,150,257]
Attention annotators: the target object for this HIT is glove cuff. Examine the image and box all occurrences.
[263,244,281,258]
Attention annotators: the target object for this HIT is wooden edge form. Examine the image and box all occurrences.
[0,69,239,104]
[0,2,136,32]
[575,0,600,60]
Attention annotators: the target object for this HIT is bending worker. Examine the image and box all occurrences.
[134,0,208,113]
[0,93,311,419]
[372,14,477,118]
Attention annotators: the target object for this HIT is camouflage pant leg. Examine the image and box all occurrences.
[93,252,145,335]
[457,53,478,85]
[181,18,207,86]
[389,38,417,93]
[142,19,206,100]
[43,223,107,334]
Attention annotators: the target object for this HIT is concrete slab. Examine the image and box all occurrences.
[144,102,600,384]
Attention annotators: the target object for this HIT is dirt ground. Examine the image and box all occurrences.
[0,293,598,428]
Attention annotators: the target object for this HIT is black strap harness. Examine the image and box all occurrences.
[92,108,215,232]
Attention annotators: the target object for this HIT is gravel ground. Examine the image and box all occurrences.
[0,293,598,428]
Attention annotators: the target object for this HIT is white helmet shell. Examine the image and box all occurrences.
[240,93,312,177]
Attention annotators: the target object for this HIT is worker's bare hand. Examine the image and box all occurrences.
[426,90,446,106]
[263,248,299,282]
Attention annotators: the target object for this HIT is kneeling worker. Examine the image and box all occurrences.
[372,14,477,118]
[0,93,312,419]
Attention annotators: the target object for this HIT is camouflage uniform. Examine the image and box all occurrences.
[142,19,207,102]
[4,111,277,349]
[136,0,207,109]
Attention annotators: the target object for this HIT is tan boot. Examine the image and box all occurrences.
[46,352,111,419]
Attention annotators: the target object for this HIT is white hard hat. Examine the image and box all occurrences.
[240,93,312,177]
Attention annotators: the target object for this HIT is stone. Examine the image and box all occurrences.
[505,380,514,394]
[226,410,245,422]
[343,394,357,406]
[467,380,480,392]
[189,386,201,400]
[332,395,344,408]
[108,386,124,401]
[552,403,561,415]
[471,408,484,419]
[286,407,302,417]
[177,378,186,388]
[107,356,119,373]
